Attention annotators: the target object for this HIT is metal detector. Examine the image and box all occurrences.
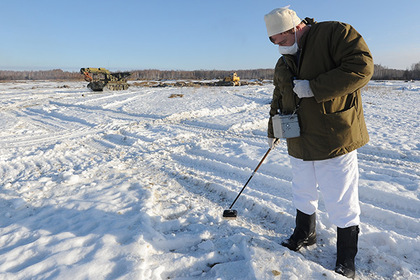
[223,139,279,219]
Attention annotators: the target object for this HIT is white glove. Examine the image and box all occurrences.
[268,138,280,149]
[293,80,314,98]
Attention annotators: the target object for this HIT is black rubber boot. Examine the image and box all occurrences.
[281,210,316,251]
[335,225,360,279]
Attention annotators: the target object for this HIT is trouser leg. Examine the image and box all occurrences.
[314,150,360,228]
[289,156,319,215]
[313,151,360,277]
[283,157,319,251]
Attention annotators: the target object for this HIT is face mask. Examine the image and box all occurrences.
[278,28,298,55]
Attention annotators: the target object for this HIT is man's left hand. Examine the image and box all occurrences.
[293,80,314,98]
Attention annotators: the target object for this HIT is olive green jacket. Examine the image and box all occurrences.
[268,19,374,160]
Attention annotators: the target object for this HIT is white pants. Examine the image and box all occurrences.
[289,150,360,228]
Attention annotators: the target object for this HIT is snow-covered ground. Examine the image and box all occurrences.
[0,80,418,280]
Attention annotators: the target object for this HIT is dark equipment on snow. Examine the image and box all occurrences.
[222,139,279,219]
[80,67,131,91]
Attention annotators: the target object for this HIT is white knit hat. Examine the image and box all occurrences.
[264,6,301,37]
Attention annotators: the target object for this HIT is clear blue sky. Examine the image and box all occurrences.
[1,0,419,71]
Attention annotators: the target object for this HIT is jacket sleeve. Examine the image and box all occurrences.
[268,59,284,138]
[310,23,374,103]
[268,85,281,138]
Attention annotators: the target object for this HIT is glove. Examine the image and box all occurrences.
[293,80,314,98]
[268,137,280,149]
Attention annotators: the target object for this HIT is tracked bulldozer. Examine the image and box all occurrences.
[217,72,241,86]
[80,68,131,91]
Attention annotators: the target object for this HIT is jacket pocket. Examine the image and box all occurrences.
[323,105,361,149]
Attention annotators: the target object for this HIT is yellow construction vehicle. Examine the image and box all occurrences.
[80,67,131,91]
[217,72,241,86]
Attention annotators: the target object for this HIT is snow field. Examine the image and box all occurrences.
[0,80,419,279]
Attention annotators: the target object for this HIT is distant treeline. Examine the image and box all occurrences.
[1,62,419,81]
[0,69,274,81]
[372,62,420,80]
[130,69,274,80]
[0,69,81,81]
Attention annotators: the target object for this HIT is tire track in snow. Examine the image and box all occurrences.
[141,126,294,227]
[123,100,298,232]
[358,145,420,220]
[359,201,420,238]
[359,147,419,185]
[169,147,293,201]
[356,147,420,240]
[117,115,295,277]
[0,100,146,149]
[128,158,264,279]
[67,128,244,278]
[125,104,294,218]
[149,174,280,278]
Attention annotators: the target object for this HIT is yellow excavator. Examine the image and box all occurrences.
[80,68,131,91]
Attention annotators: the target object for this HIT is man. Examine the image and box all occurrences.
[264,6,373,279]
